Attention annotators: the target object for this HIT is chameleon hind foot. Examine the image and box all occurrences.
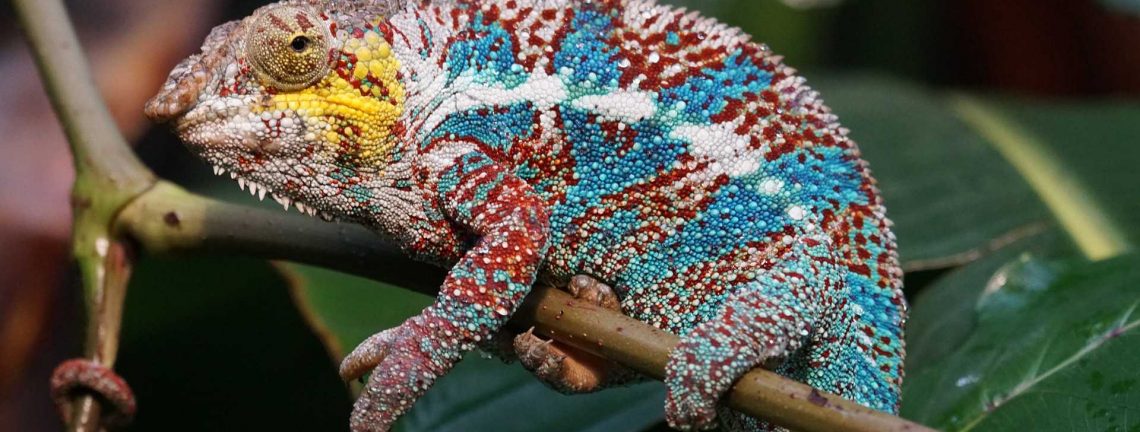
[514,327,612,393]
[514,275,635,393]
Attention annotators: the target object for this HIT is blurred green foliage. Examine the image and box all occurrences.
[669,0,942,81]
[1100,0,1140,15]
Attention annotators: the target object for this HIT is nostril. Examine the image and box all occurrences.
[177,89,195,106]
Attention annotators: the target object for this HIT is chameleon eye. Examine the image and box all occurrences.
[290,35,312,53]
[245,5,332,91]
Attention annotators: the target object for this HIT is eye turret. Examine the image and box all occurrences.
[245,5,332,91]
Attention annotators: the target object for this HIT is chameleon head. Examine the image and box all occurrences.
[145,1,406,218]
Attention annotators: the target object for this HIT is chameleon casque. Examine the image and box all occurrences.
[141,0,907,430]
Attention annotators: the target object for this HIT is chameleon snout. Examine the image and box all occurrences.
[145,24,237,123]
[145,55,212,123]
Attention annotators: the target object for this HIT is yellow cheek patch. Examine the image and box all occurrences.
[255,26,405,171]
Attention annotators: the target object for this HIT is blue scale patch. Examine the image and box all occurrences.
[426,102,538,152]
[618,178,791,294]
[552,8,622,96]
[549,109,689,265]
[657,50,772,123]
[822,342,898,412]
[444,12,526,87]
[741,145,866,211]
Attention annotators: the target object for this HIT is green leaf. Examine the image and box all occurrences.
[813,76,1054,265]
[902,254,1140,431]
[973,99,1140,247]
[283,264,667,432]
[279,262,431,354]
[947,96,1134,260]
[904,229,1076,375]
[398,356,664,432]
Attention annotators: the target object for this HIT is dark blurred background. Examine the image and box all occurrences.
[2,0,1138,430]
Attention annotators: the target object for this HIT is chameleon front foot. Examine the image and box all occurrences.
[339,318,457,432]
[50,358,137,429]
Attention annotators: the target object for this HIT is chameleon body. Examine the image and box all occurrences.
[146,1,906,430]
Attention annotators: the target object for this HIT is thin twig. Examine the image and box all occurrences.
[902,221,1050,272]
[115,182,442,292]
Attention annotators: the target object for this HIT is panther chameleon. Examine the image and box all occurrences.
[139,0,907,430]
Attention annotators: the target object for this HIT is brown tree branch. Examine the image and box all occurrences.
[16,0,932,430]
[114,182,443,292]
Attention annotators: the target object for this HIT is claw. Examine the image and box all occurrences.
[50,358,137,428]
[513,329,612,394]
[508,275,636,395]
[568,274,593,293]
[566,275,621,311]
[527,338,555,359]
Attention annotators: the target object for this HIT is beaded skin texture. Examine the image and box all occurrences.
[146,1,906,430]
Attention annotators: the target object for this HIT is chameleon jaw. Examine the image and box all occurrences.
[172,96,340,222]
[208,163,334,221]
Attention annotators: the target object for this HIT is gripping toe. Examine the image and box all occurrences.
[340,330,394,382]
[513,328,615,394]
[567,275,620,311]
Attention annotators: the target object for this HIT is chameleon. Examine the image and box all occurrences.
[138,0,907,430]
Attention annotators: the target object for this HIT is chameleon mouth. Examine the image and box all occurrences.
[209,163,334,220]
